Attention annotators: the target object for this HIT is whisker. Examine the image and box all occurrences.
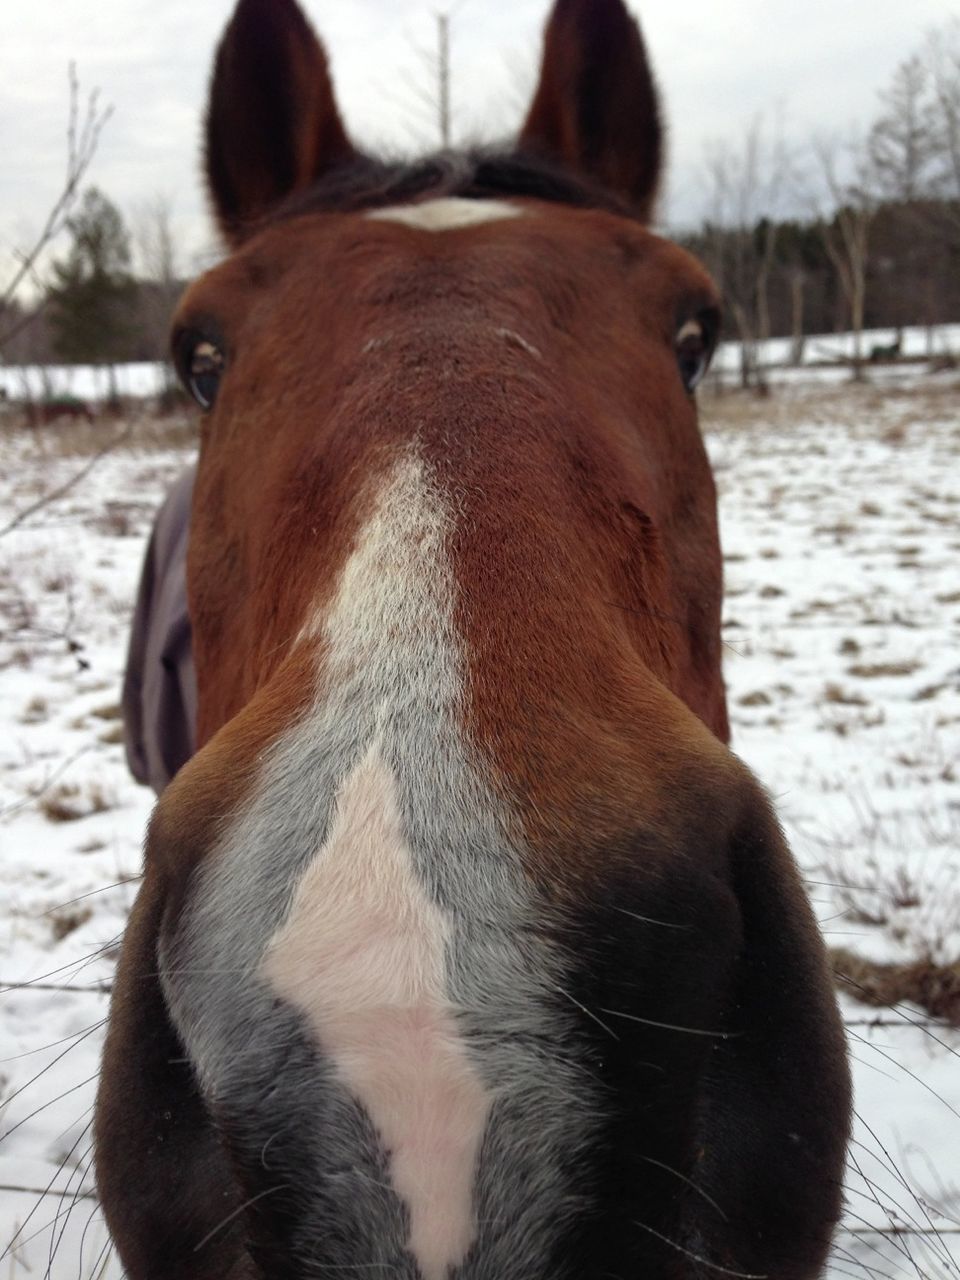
[0,1019,105,1113]
[1,1196,95,1262]
[838,972,960,1059]
[74,1198,110,1280]
[839,1203,929,1273]
[630,1218,767,1277]
[846,1028,960,1123]
[598,1007,737,1038]
[852,1112,957,1269]
[38,878,142,918]
[50,1139,97,1271]
[639,1154,729,1220]
[847,1051,900,1085]
[0,942,120,995]
[843,1157,931,1276]
[191,1184,290,1254]
[1,1116,96,1262]
[843,1153,918,1271]
[827,1263,881,1280]
[829,1244,903,1280]
[1,1017,107,1064]
[0,1072,100,1144]
[552,984,620,1042]
[609,906,692,930]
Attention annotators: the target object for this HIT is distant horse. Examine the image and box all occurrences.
[869,337,902,363]
[95,1,850,1277]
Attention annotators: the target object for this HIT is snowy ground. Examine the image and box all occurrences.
[1,375,958,1277]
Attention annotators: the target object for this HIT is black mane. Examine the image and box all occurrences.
[268,147,638,229]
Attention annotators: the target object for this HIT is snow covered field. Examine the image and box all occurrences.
[1,374,958,1277]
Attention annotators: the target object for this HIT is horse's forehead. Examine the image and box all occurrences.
[186,199,685,325]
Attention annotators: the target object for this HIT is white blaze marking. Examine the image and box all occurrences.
[367,196,522,231]
[263,455,491,1280]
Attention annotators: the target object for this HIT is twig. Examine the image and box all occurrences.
[0,65,113,349]
[0,423,133,538]
[0,745,92,819]
[0,1184,98,1203]
[0,981,112,995]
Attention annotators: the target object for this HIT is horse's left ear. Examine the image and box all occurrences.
[518,0,663,220]
[205,0,356,245]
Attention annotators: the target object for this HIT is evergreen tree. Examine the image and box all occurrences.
[47,187,136,401]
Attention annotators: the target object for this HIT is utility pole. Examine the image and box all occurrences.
[437,12,451,149]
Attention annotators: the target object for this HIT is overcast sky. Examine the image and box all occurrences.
[2,0,958,280]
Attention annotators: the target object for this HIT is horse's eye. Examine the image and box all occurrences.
[675,311,718,393]
[175,333,225,410]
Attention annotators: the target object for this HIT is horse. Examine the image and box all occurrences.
[868,337,902,363]
[95,1,851,1276]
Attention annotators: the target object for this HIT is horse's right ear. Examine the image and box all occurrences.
[519,0,663,220]
[205,0,356,245]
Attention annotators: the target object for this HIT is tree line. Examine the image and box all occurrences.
[2,19,959,403]
[683,18,960,387]
[1,187,183,405]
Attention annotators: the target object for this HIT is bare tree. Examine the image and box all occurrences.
[925,19,960,201]
[699,118,793,391]
[0,66,112,354]
[385,8,461,150]
[868,55,940,346]
[869,55,937,201]
[437,13,451,149]
[132,195,182,405]
[812,134,876,380]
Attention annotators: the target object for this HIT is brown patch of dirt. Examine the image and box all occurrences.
[822,683,869,706]
[50,906,93,942]
[738,690,771,707]
[832,947,960,1026]
[848,660,922,678]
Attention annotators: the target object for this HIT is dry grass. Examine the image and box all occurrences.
[0,411,196,458]
[738,690,771,706]
[49,906,93,942]
[38,781,114,822]
[847,660,923,678]
[822,683,869,706]
[91,703,121,721]
[18,695,49,724]
[832,947,960,1026]
[700,375,960,435]
[88,503,144,537]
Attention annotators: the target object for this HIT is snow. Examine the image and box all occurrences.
[1,371,959,1277]
[0,362,169,403]
[704,377,960,1279]
[712,323,960,378]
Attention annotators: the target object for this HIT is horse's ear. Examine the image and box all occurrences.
[205,0,356,245]
[518,0,663,220]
